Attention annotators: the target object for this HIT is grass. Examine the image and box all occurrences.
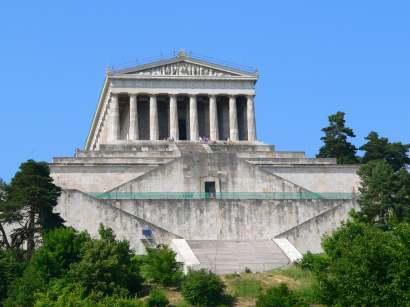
[156,264,320,306]
[231,278,262,298]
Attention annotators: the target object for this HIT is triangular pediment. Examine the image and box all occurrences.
[109,56,257,78]
[131,60,238,77]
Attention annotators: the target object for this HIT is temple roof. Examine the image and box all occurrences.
[107,50,258,79]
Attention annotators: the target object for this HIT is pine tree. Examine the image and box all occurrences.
[360,131,410,171]
[4,160,64,256]
[317,111,359,164]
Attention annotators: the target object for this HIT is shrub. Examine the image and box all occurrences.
[141,247,182,286]
[34,284,144,307]
[147,289,169,307]
[256,284,307,307]
[299,252,329,274]
[181,269,225,306]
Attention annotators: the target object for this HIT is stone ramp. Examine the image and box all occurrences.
[187,240,289,275]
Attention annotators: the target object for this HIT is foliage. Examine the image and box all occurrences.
[256,283,307,307]
[2,160,64,255]
[181,269,226,306]
[354,160,410,226]
[34,284,144,307]
[141,246,183,286]
[316,111,359,164]
[312,221,410,306]
[360,131,410,171]
[147,289,169,307]
[0,249,26,304]
[30,227,90,282]
[299,252,329,274]
[4,264,47,307]
[231,278,261,298]
[65,224,143,297]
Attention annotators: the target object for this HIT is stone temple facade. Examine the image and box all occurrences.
[51,51,360,274]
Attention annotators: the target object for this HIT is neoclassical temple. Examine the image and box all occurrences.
[52,51,360,274]
[87,50,257,150]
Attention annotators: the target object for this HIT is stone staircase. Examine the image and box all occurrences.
[187,240,289,275]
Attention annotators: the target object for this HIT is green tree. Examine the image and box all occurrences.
[0,249,26,304]
[317,111,359,164]
[181,269,226,306]
[5,160,64,256]
[256,284,307,307]
[141,246,182,286]
[360,131,410,171]
[310,221,410,306]
[354,160,410,226]
[0,178,11,249]
[66,224,143,298]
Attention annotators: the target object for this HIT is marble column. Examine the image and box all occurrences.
[110,93,119,141]
[189,95,198,141]
[169,94,179,140]
[229,95,238,141]
[209,95,219,141]
[149,94,159,140]
[247,95,256,141]
[129,94,138,140]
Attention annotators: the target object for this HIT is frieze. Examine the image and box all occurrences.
[134,62,237,77]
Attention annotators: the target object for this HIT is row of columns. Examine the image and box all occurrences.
[110,93,256,142]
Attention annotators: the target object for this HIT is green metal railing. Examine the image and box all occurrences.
[88,192,355,200]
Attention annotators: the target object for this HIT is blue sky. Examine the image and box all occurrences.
[1,1,409,181]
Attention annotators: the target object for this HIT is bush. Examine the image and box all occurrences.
[299,252,329,274]
[181,269,225,306]
[147,289,169,307]
[34,284,144,307]
[141,247,182,286]
[256,284,307,307]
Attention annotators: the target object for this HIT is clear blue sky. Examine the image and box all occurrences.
[1,1,409,181]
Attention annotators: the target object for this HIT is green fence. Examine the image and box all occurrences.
[88,192,355,200]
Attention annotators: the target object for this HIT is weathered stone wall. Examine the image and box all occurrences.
[55,189,355,253]
[264,165,360,193]
[277,201,359,253]
[56,190,180,253]
[111,153,308,194]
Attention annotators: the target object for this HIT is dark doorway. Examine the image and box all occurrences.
[205,181,216,198]
[179,119,187,140]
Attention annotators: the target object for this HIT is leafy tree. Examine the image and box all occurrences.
[66,224,143,298]
[5,160,64,256]
[141,246,183,286]
[360,131,410,171]
[0,249,26,304]
[317,111,359,164]
[181,269,225,306]
[4,264,47,307]
[147,289,169,307]
[256,283,307,307]
[30,227,90,282]
[311,221,410,306]
[354,160,410,226]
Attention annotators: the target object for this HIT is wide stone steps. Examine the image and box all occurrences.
[187,240,289,275]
